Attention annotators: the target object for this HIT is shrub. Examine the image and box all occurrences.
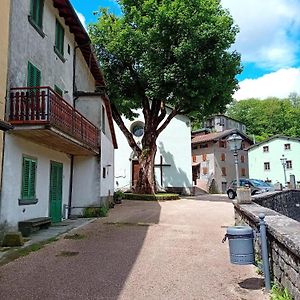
[271,283,292,300]
[83,206,109,218]
[123,193,179,201]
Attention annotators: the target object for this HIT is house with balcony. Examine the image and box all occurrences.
[248,135,300,187]
[192,126,252,194]
[0,0,117,229]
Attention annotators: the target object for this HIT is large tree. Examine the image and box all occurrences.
[90,0,241,194]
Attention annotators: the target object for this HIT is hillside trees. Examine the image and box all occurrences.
[90,0,241,194]
[226,95,300,141]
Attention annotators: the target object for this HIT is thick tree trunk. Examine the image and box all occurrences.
[134,140,157,194]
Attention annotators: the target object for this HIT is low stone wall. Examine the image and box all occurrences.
[234,200,300,300]
[253,190,300,222]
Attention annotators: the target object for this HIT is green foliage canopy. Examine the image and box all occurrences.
[226,95,300,142]
[89,0,241,120]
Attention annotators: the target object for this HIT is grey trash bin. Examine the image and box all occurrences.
[222,226,255,265]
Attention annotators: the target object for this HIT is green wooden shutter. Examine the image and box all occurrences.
[22,157,37,200]
[30,0,44,28]
[27,62,41,87]
[54,85,63,97]
[55,20,64,56]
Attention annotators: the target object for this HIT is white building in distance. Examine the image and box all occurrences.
[248,135,300,187]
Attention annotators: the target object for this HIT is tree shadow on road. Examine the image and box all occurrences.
[0,200,162,300]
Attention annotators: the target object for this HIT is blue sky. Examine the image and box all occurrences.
[71,0,300,100]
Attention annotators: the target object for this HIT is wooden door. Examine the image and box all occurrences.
[49,161,63,223]
[132,160,141,188]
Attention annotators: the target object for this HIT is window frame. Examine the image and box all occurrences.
[54,19,65,61]
[28,0,45,37]
[286,160,292,169]
[263,146,269,152]
[264,162,270,170]
[19,156,38,205]
[284,143,291,150]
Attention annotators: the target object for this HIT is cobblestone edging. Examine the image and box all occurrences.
[234,201,300,300]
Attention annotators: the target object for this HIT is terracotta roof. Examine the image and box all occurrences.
[192,129,236,144]
[192,129,253,145]
[53,0,105,87]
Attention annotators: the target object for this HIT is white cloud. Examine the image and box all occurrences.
[234,68,300,100]
[221,0,300,70]
[75,10,87,30]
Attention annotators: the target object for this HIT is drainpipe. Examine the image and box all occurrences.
[68,154,74,218]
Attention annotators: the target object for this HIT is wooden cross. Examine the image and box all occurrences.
[154,155,171,186]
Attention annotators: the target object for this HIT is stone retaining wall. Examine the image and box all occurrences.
[253,190,300,222]
[234,199,300,300]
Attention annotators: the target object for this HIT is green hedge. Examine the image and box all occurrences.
[123,193,179,201]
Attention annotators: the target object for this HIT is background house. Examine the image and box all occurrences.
[114,109,193,195]
[192,115,252,193]
[248,135,300,187]
[0,0,117,230]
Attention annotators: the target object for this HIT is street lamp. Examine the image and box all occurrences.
[280,154,287,186]
[227,133,243,187]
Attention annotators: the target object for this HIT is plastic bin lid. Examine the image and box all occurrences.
[227,226,253,235]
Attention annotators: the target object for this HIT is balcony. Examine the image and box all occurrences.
[8,86,99,155]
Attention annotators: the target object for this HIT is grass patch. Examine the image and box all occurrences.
[56,251,79,257]
[64,233,85,240]
[123,193,179,201]
[83,206,109,218]
[104,222,151,227]
[270,283,293,300]
[0,237,58,267]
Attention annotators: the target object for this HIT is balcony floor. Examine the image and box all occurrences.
[10,124,99,155]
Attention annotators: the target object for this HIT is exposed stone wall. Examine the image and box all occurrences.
[253,190,300,222]
[234,201,300,300]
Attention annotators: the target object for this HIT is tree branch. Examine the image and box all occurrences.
[110,102,142,156]
[156,101,166,126]
[156,108,178,135]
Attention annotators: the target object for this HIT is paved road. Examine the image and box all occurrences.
[0,196,268,300]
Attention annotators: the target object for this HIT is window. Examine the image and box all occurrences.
[102,167,106,178]
[221,167,226,176]
[202,167,208,175]
[221,153,225,161]
[54,85,63,97]
[192,155,197,163]
[264,162,270,170]
[284,143,291,150]
[192,145,198,150]
[241,168,246,176]
[21,156,37,200]
[241,155,245,163]
[200,143,208,148]
[263,146,269,152]
[202,154,207,161]
[27,62,41,88]
[101,105,106,134]
[219,140,227,148]
[286,160,292,169]
[29,0,44,33]
[55,19,65,58]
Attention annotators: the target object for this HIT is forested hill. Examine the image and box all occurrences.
[226,94,300,142]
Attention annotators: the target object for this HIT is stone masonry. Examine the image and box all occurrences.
[234,192,300,300]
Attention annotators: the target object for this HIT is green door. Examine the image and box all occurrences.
[49,161,63,223]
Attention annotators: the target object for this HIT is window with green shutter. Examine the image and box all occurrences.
[21,157,37,200]
[55,19,65,58]
[54,85,63,97]
[29,0,44,33]
[27,62,41,88]
[102,105,106,134]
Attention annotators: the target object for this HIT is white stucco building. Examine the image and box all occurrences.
[114,109,193,195]
[248,135,300,187]
[0,0,117,229]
